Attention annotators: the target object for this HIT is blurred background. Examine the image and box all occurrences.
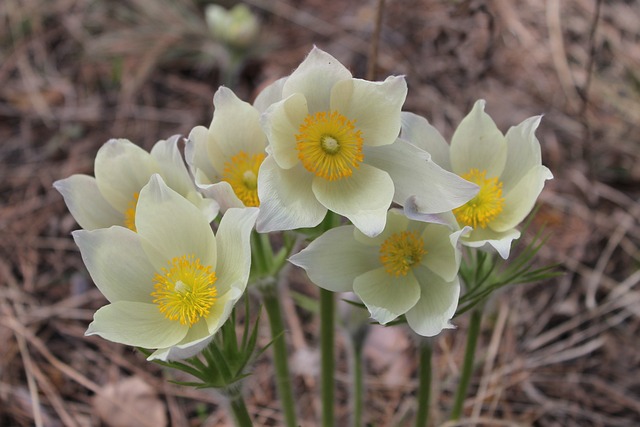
[1,0,639,425]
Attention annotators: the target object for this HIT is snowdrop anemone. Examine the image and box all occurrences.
[256,47,479,237]
[290,210,468,336]
[73,175,258,360]
[187,87,268,211]
[54,137,218,232]
[401,100,553,258]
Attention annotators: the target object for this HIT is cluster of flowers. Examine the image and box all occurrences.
[55,47,551,361]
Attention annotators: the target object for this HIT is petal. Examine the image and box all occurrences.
[500,115,547,193]
[147,321,213,361]
[205,285,243,335]
[136,175,216,269]
[73,228,157,303]
[198,181,246,212]
[186,125,220,182]
[54,175,123,230]
[253,76,287,113]
[461,227,521,259]
[353,208,409,247]
[332,76,407,147]
[450,100,507,177]
[365,140,479,213]
[94,139,160,211]
[421,224,465,282]
[289,225,380,292]
[400,111,451,170]
[282,47,352,113]
[353,267,420,325]
[213,207,258,295]
[405,268,460,337]
[261,93,308,170]
[86,301,188,349]
[256,156,326,233]
[403,198,458,228]
[150,135,194,196]
[313,164,394,237]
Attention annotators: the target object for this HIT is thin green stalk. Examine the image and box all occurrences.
[351,340,364,427]
[320,288,335,427]
[228,392,253,427]
[450,308,483,420]
[263,290,298,427]
[415,341,432,427]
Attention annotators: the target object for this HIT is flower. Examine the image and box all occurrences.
[205,3,260,50]
[73,175,258,360]
[290,210,467,336]
[256,47,478,237]
[54,136,218,231]
[186,87,268,212]
[401,100,553,258]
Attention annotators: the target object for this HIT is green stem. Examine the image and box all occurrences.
[414,341,432,427]
[262,290,298,427]
[320,288,335,427]
[351,339,364,427]
[450,308,482,420]
[228,392,253,427]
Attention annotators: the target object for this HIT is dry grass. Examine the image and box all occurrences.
[1,0,639,426]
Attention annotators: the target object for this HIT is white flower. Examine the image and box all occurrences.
[186,87,268,212]
[256,47,478,237]
[205,3,260,50]
[54,136,218,231]
[73,175,258,360]
[402,100,553,258]
[290,210,466,337]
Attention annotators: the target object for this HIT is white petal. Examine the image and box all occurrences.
[136,175,216,269]
[405,269,460,337]
[54,175,123,230]
[253,76,287,113]
[421,224,464,282]
[73,228,157,303]
[150,135,194,196]
[94,139,160,211]
[313,164,394,237]
[256,156,326,233]
[403,198,457,227]
[148,321,213,361]
[261,94,308,169]
[450,100,507,177]
[365,140,479,213]
[461,227,521,259]
[289,225,380,292]
[205,285,243,335]
[282,47,352,113]
[332,76,407,147]
[198,181,245,212]
[353,267,420,324]
[86,301,188,349]
[500,115,545,193]
[352,208,409,247]
[400,111,451,170]
[186,125,220,182]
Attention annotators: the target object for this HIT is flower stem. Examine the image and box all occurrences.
[262,289,298,427]
[414,341,432,427]
[351,339,364,427]
[320,288,335,427]
[228,392,253,427]
[450,307,482,420]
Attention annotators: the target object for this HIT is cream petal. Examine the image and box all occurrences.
[253,76,287,113]
[54,175,123,230]
[261,94,308,170]
[313,164,394,238]
[73,228,157,303]
[400,112,451,170]
[256,156,326,233]
[289,225,380,292]
[94,139,161,211]
[186,125,220,182]
[420,224,464,282]
[403,198,458,228]
[198,181,246,212]
[150,135,194,196]
[136,175,217,269]
[86,301,189,349]
[205,286,243,335]
[352,208,410,247]
[405,268,460,337]
[353,267,420,325]
[462,227,521,259]
[450,100,507,177]
[500,115,546,193]
[148,321,213,361]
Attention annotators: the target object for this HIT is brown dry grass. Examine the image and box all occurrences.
[1,0,639,426]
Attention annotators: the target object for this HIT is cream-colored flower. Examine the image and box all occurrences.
[290,210,467,336]
[205,3,260,50]
[402,100,553,258]
[73,175,258,360]
[186,87,268,212]
[54,136,218,231]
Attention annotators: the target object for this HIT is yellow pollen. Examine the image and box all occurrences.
[151,254,217,326]
[295,110,364,181]
[124,192,139,232]
[453,169,505,228]
[222,151,265,207]
[379,231,426,277]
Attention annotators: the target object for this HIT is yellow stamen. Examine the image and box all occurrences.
[295,110,364,181]
[222,151,265,207]
[124,192,139,232]
[151,255,217,326]
[379,231,426,277]
[453,169,505,228]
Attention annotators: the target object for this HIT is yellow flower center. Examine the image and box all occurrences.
[124,192,139,232]
[453,169,505,228]
[295,110,364,181]
[151,255,217,326]
[379,231,426,277]
[222,151,265,207]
